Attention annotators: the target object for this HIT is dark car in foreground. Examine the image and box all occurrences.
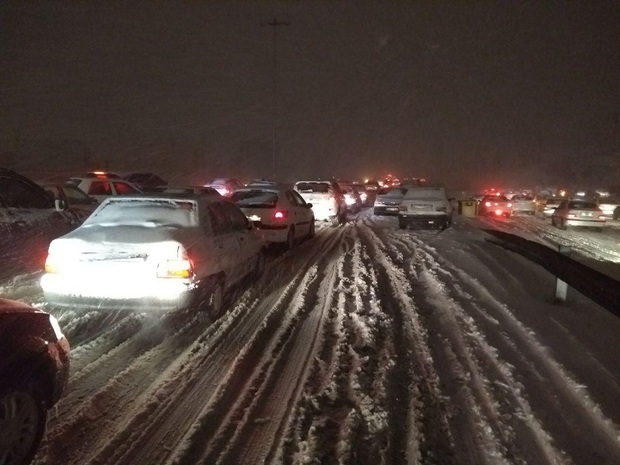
[0,298,70,465]
[0,168,77,280]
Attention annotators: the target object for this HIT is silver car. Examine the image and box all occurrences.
[41,193,267,314]
[551,200,606,231]
[373,187,408,216]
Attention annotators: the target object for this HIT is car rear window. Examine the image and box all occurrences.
[231,190,278,208]
[568,201,598,209]
[403,188,447,200]
[295,182,330,193]
[85,199,197,227]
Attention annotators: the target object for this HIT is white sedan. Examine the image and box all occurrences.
[41,194,267,314]
[231,182,315,249]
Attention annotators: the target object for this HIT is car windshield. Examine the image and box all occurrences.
[84,199,197,227]
[231,190,278,208]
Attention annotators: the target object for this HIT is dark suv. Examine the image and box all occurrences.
[0,168,76,280]
[0,298,70,465]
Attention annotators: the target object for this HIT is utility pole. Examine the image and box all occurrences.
[261,17,289,181]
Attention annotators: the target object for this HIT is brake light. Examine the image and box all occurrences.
[507,203,512,208]
[273,210,287,220]
[44,253,63,274]
[495,209,503,216]
[157,258,194,278]
[485,201,492,207]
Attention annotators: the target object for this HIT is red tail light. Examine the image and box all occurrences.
[273,210,287,220]
[157,258,194,278]
[495,209,503,216]
[485,201,492,207]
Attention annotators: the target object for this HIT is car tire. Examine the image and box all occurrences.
[373,208,379,215]
[205,278,224,317]
[0,387,47,465]
[560,219,567,230]
[306,219,315,240]
[253,250,266,278]
[286,227,295,250]
[338,209,347,225]
[398,219,406,229]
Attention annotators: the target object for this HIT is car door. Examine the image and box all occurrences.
[219,200,259,281]
[288,190,313,238]
[205,202,243,286]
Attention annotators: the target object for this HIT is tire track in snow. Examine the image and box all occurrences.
[358,223,454,465]
[82,224,346,465]
[390,227,620,465]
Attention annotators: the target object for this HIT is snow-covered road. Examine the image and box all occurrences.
[3,211,620,465]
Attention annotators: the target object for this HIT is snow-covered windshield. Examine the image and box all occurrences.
[84,199,197,227]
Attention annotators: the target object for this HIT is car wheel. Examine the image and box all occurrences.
[286,227,295,250]
[560,219,567,230]
[398,219,406,229]
[338,209,347,225]
[253,250,266,278]
[205,278,224,317]
[306,219,315,239]
[0,387,47,465]
[373,208,379,215]
[551,217,556,227]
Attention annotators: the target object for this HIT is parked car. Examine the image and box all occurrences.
[542,197,564,218]
[40,193,267,314]
[0,298,70,465]
[551,200,606,231]
[477,194,513,217]
[85,171,167,193]
[294,180,347,226]
[67,173,143,203]
[40,182,99,221]
[373,187,408,216]
[340,184,363,213]
[398,186,453,230]
[351,182,370,206]
[0,168,77,280]
[204,178,244,197]
[597,196,620,220]
[510,194,536,215]
[231,182,314,249]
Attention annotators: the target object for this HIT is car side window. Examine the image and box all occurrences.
[285,190,300,206]
[290,190,307,206]
[0,176,52,209]
[64,186,93,204]
[88,181,111,196]
[220,201,249,231]
[207,203,233,235]
[113,182,140,195]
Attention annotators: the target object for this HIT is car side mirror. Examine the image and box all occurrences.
[306,203,313,208]
[54,199,67,211]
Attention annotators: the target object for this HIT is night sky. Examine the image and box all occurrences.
[1,1,618,189]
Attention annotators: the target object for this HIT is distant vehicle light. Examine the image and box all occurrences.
[507,203,512,208]
[494,209,503,216]
[485,201,492,207]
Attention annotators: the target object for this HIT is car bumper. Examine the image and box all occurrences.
[311,204,339,221]
[373,206,400,215]
[41,273,195,311]
[256,225,289,243]
[399,213,448,225]
[564,219,606,228]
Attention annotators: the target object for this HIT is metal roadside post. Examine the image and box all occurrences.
[554,245,571,304]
